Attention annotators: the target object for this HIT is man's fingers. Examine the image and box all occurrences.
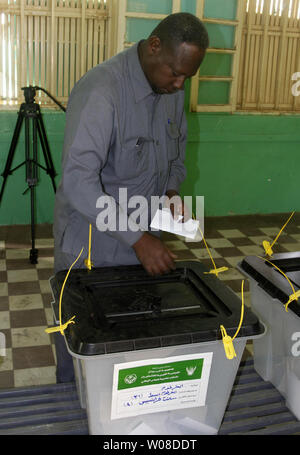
[133,233,178,276]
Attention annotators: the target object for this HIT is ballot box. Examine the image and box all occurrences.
[50,261,265,435]
[239,252,300,420]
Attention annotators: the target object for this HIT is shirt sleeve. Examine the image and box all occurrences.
[60,85,144,247]
[166,91,187,193]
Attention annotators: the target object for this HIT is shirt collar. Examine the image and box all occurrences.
[127,41,155,103]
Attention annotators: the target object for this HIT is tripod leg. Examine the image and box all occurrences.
[0,112,24,203]
[28,117,38,264]
[25,116,31,184]
[29,184,38,264]
[36,109,56,193]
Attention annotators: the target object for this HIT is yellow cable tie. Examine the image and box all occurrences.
[204,266,229,277]
[192,213,218,273]
[232,280,245,341]
[285,289,300,312]
[220,325,237,360]
[263,211,295,257]
[85,223,93,270]
[84,258,93,270]
[256,255,297,313]
[221,280,245,359]
[45,316,76,335]
[262,240,273,257]
[45,247,84,336]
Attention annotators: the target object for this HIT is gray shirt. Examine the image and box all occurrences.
[53,42,187,268]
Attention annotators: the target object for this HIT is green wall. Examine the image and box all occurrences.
[0,104,299,225]
[181,109,300,216]
[0,111,65,226]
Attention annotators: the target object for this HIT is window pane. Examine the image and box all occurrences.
[198,81,230,104]
[180,0,197,15]
[126,18,160,42]
[127,0,172,15]
[204,23,235,49]
[200,53,233,77]
[204,0,237,20]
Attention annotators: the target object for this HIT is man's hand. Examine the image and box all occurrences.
[165,189,191,222]
[133,232,177,276]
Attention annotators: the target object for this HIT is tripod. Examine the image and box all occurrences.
[0,86,62,264]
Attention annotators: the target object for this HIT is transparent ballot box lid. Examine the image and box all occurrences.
[50,261,264,356]
[240,252,300,317]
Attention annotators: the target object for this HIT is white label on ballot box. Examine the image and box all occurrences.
[111,352,213,420]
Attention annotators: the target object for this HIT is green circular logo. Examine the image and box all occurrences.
[124,374,137,384]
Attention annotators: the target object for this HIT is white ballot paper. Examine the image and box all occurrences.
[150,208,200,240]
[111,352,213,420]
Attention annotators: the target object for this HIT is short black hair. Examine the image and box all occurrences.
[150,12,209,51]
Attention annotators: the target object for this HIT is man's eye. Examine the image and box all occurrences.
[172,71,179,77]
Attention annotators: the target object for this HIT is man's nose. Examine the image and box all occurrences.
[173,76,185,90]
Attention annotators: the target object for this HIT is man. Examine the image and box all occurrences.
[53,12,209,381]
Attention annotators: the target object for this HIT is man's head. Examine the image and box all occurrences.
[139,13,209,95]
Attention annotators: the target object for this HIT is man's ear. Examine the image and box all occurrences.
[148,35,162,55]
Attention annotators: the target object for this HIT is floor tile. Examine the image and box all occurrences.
[238,227,268,237]
[0,296,9,311]
[0,283,8,297]
[12,345,55,369]
[218,229,246,238]
[248,235,272,245]
[0,348,13,371]
[41,293,53,308]
[1,328,12,349]
[206,238,234,248]
[259,227,282,236]
[6,259,36,270]
[11,326,51,348]
[272,244,290,253]
[0,271,7,282]
[10,309,47,329]
[7,269,39,283]
[0,370,14,388]
[289,234,300,241]
[237,245,266,256]
[38,248,54,258]
[214,247,244,257]
[39,280,52,294]
[5,249,30,260]
[281,243,300,252]
[229,237,256,246]
[14,366,56,388]
[34,238,54,248]
[0,311,10,330]
[9,294,44,311]
[37,268,55,281]
[164,240,189,250]
[8,281,41,296]
[36,257,54,269]
[174,250,198,260]
[45,307,55,326]
[191,247,221,260]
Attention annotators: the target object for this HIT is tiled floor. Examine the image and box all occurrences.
[1,212,300,389]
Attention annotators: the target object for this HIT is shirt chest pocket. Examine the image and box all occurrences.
[116,136,152,180]
[166,121,180,162]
